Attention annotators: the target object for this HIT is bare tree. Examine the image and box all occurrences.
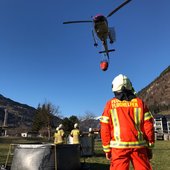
[32,101,61,140]
[79,111,96,121]
[79,111,98,132]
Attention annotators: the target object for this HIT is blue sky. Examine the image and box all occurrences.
[0,0,169,118]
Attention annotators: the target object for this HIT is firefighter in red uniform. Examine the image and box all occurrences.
[100,74,154,170]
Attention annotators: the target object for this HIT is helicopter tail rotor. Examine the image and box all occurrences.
[99,49,115,54]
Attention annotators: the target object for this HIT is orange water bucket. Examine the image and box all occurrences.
[100,61,108,71]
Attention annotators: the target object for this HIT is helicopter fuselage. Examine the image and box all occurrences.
[93,15,109,42]
[93,14,115,58]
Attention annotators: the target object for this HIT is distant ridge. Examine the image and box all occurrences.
[0,66,170,130]
[138,65,170,115]
[0,94,36,127]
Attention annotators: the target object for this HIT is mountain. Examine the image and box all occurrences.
[0,65,169,132]
[0,95,36,128]
[138,65,170,115]
[0,95,61,135]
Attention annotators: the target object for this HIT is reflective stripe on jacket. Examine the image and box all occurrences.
[100,98,154,152]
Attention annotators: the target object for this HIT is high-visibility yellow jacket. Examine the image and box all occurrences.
[70,128,80,144]
[54,129,64,144]
[100,98,155,153]
[54,132,60,144]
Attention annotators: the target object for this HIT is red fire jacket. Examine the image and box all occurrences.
[100,98,155,153]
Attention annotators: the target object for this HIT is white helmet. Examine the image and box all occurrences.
[58,124,63,129]
[74,123,78,128]
[112,74,133,92]
[89,128,92,132]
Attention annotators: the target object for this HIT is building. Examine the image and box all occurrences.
[154,114,170,140]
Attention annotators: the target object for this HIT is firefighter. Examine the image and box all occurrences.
[100,74,155,170]
[88,128,95,154]
[88,128,93,137]
[54,127,59,144]
[70,123,81,144]
[54,124,65,144]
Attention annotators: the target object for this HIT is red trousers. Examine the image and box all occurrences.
[110,148,152,170]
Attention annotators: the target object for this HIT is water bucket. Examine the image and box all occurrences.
[11,144,81,170]
[80,136,95,156]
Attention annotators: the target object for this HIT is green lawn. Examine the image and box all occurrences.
[0,137,170,170]
[151,141,170,170]
[82,140,170,170]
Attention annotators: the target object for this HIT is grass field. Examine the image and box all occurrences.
[84,140,170,170]
[0,137,170,170]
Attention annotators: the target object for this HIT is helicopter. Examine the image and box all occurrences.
[63,0,132,71]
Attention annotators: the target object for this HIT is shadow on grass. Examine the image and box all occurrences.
[94,152,105,157]
[81,152,109,170]
[81,162,109,170]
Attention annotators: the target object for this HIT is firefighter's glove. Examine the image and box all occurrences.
[105,152,111,160]
[146,148,153,160]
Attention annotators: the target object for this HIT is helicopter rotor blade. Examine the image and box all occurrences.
[63,20,92,24]
[107,0,132,18]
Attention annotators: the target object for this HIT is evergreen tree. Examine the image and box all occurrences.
[62,115,79,136]
[32,102,60,140]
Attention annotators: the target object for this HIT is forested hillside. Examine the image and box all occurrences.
[0,95,36,127]
[138,65,170,115]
